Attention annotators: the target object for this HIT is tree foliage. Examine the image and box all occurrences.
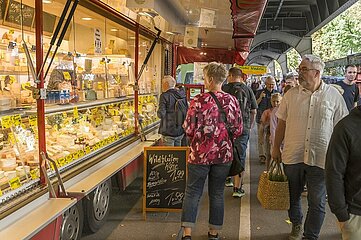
[286,48,301,72]
[312,0,361,61]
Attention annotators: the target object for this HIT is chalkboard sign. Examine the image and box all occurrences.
[143,147,189,217]
[4,0,34,29]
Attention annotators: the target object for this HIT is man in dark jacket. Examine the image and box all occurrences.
[325,105,361,239]
[222,67,257,197]
[157,76,188,146]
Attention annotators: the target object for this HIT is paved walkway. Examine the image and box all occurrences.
[82,128,342,240]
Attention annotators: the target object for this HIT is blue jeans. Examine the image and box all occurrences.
[284,163,326,240]
[161,134,183,146]
[235,130,250,173]
[181,162,231,230]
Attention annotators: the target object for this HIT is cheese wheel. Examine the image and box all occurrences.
[5,170,17,179]
[2,164,18,171]
[0,158,17,167]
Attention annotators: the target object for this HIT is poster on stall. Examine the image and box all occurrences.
[94,28,102,55]
[193,62,208,84]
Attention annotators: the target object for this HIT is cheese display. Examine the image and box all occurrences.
[0,95,158,199]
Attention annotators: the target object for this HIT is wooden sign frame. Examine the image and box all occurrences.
[143,146,189,220]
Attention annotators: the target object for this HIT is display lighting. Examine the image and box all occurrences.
[81,17,93,21]
[200,52,207,55]
[110,28,119,32]
[42,0,52,3]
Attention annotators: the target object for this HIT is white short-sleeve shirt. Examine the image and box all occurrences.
[276,82,348,169]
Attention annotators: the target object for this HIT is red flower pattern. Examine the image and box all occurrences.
[183,91,243,165]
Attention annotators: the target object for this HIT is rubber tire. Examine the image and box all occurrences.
[60,201,84,240]
[83,179,112,233]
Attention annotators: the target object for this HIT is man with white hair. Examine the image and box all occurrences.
[157,75,188,146]
[272,54,348,240]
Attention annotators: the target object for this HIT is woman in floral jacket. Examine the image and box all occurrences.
[180,62,243,240]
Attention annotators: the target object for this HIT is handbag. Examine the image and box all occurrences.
[257,160,290,210]
[209,92,243,176]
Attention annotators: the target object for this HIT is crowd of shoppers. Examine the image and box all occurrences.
[157,53,360,240]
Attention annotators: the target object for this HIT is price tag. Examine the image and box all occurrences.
[95,118,102,126]
[78,150,85,158]
[8,132,16,144]
[85,146,92,154]
[65,154,73,164]
[0,189,2,196]
[21,82,32,90]
[1,116,12,129]
[28,115,38,127]
[73,107,79,119]
[62,72,72,80]
[72,152,79,160]
[58,157,66,167]
[12,115,22,126]
[9,177,21,190]
[62,112,67,118]
[30,169,39,180]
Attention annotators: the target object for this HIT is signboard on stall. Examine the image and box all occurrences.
[143,147,189,219]
[239,65,267,75]
[94,28,102,55]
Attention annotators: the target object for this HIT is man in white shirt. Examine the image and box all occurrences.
[272,54,348,240]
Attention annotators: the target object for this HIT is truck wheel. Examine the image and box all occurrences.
[60,202,84,240]
[83,179,111,233]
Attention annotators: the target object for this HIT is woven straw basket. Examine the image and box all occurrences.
[257,171,290,210]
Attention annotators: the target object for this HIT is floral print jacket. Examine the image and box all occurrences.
[183,91,243,165]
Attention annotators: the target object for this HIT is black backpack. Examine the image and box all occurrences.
[230,83,251,124]
[174,97,188,127]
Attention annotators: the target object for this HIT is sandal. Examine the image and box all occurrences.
[182,236,191,240]
[208,232,220,240]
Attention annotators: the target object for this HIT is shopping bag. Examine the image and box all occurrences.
[257,160,290,210]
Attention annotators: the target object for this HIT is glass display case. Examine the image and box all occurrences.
[0,0,164,214]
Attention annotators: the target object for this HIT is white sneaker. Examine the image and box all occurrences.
[225,177,233,187]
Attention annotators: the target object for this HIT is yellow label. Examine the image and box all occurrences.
[65,154,73,164]
[78,150,85,158]
[1,116,12,129]
[95,118,102,126]
[239,65,267,75]
[62,112,67,118]
[21,82,32,90]
[72,152,79,160]
[28,115,38,127]
[73,107,79,119]
[62,72,72,80]
[12,114,22,126]
[0,189,2,196]
[9,29,14,34]
[8,132,16,144]
[30,169,39,180]
[85,146,91,154]
[9,177,21,190]
[58,157,66,167]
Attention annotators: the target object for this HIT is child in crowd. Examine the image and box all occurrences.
[260,93,282,169]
